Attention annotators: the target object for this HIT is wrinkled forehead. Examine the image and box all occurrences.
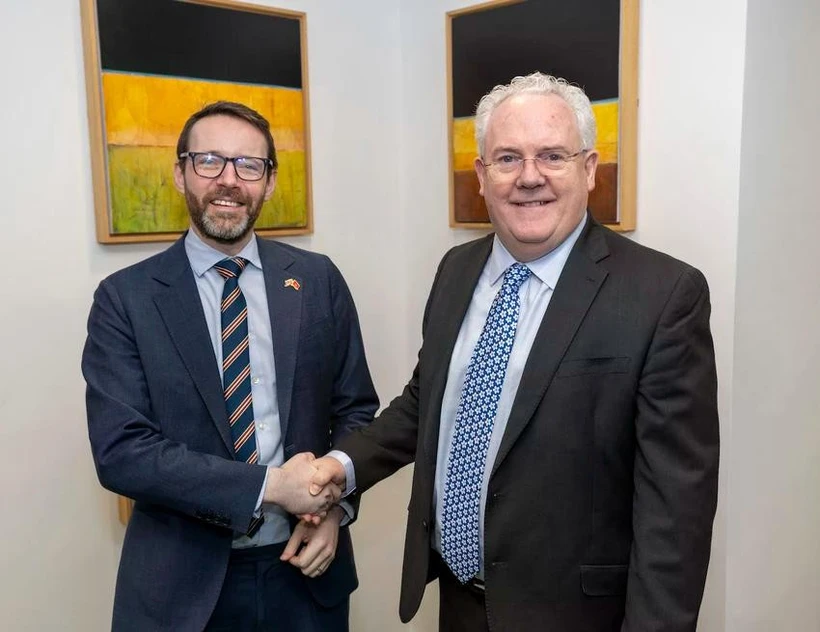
[485,93,582,152]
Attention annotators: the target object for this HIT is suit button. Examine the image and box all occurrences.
[422,520,428,531]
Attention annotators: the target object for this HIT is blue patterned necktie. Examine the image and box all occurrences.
[214,257,263,536]
[441,262,532,583]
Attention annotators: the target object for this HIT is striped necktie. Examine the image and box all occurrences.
[440,262,532,583]
[214,257,263,536]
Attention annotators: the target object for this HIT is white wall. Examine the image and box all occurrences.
[634,2,748,629]
[0,1,421,630]
[726,0,820,629]
[1,4,123,630]
[1,0,817,630]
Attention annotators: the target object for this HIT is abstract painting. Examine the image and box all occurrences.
[81,0,312,243]
[447,0,638,230]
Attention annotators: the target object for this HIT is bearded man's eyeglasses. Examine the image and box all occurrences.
[179,152,273,182]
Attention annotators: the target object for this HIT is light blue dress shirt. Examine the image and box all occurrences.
[432,215,587,577]
[185,230,290,548]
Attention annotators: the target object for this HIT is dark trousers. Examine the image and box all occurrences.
[206,542,348,632]
[434,552,490,632]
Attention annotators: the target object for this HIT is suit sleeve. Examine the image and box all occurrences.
[323,258,380,517]
[325,257,379,445]
[623,267,720,631]
[82,278,266,533]
[335,249,454,492]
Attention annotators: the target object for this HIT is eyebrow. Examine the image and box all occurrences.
[195,151,266,159]
[491,145,572,155]
[490,146,520,155]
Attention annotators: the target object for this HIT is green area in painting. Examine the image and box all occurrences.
[109,146,307,234]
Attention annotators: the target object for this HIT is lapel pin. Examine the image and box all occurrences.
[284,278,301,291]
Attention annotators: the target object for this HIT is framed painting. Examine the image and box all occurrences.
[447,0,638,231]
[80,0,312,244]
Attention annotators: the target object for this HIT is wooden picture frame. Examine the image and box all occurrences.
[447,0,639,231]
[118,497,134,526]
[80,0,313,244]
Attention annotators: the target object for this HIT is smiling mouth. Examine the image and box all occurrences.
[512,200,552,207]
[209,199,243,208]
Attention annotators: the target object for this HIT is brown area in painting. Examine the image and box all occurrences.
[588,162,618,224]
[454,170,488,223]
[454,163,619,225]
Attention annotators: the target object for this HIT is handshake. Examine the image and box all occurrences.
[261,453,350,577]
[263,452,348,523]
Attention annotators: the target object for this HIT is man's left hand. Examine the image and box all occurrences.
[280,505,343,577]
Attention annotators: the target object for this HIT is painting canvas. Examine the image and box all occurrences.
[447,0,638,230]
[81,0,312,244]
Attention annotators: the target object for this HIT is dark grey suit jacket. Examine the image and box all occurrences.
[338,217,719,631]
[83,235,378,631]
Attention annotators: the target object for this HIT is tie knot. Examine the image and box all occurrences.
[502,263,531,293]
[214,257,249,280]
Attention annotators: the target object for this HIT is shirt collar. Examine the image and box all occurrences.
[184,229,262,277]
[487,213,587,290]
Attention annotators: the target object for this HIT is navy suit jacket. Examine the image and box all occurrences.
[83,235,378,631]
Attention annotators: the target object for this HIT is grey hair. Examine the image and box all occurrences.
[474,72,597,158]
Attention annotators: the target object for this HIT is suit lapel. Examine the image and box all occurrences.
[258,239,300,440]
[491,220,610,476]
[151,238,234,454]
[420,236,493,463]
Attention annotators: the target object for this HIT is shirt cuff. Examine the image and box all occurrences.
[337,499,354,526]
[253,467,268,514]
[325,450,356,497]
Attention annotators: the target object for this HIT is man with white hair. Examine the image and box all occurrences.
[313,72,719,631]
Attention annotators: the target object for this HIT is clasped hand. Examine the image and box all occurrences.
[264,453,349,576]
[264,452,342,519]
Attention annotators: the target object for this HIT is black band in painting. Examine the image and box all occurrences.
[451,0,620,117]
[96,0,302,89]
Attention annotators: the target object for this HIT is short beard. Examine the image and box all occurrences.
[185,186,263,245]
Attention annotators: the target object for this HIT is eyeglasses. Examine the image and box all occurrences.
[481,150,589,180]
[179,152,273,182]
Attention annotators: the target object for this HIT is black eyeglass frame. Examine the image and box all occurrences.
[178,151,275,181]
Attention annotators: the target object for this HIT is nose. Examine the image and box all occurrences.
[517,158,546,187]
[217,159,239,185]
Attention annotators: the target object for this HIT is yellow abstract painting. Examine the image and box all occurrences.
[102,73,308,235]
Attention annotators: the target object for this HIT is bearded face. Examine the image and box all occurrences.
[184,181,266,245]
[173,114,276,254]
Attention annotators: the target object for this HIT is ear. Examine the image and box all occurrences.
[584,150,599,191]
[173,162,186,194]
[474,157,487,197]
[263,170,277,201]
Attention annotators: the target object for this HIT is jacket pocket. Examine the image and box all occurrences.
[580,564,629,596]
[556,356,630,378]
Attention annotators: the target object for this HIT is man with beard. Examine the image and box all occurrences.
[82,101,378,631]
